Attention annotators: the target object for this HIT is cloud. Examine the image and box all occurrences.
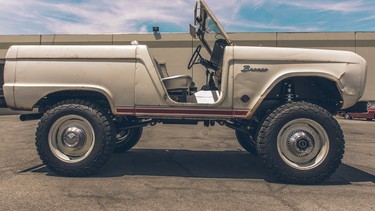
[0,0,194,34]
[358,15,375,22]
[221,19,320,32]
[272,0,374,13]
[209,0,375,32]
[0,0,374,34]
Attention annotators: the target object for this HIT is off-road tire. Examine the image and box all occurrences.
[235,130,257,155]
[35,99,116,176]
[114,127,143,153]
[257,102,344,184]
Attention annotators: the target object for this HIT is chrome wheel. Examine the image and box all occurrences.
[277,118,329,170]
[258,102,344,184]
[116,129,130,143]
[114,127,143,153]
[48,115,95,163]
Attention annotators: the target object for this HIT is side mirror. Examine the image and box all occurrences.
[189,24,197,39]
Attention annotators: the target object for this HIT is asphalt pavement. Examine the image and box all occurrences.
[0,115,374,210]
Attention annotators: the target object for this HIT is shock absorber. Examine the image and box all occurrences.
[284,80,295,102]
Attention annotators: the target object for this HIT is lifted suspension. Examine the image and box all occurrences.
[283,80,295,103]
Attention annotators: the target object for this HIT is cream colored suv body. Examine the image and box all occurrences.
[3,2,366,119]
[1,0,367,184]
[3,44,367,118]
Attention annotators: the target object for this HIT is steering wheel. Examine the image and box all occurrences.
[188,45,203,69]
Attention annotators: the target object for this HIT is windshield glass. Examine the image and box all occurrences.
[205,17,226,39]
[195,0,231,54]
[205,17,219,33]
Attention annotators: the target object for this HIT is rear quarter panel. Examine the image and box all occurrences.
[5,46,137,112]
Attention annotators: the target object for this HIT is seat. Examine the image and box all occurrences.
[134,41,195,92]
[209,39,228,87]
[153,59,196,102]
[154,59,195,91]
[162,75,195,91]
[210,39,228,69]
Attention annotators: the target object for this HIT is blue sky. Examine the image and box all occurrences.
[0,0,374,35]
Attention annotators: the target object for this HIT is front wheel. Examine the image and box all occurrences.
[35,100,116,176]
[257,102,344,184]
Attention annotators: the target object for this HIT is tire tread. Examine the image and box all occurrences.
[35,99,115,177]
[257,102,344,184]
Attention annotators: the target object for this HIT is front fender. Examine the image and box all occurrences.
[232,46,367,118]
[243,71,343,118]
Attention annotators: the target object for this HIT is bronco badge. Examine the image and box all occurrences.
[241,65,269,73]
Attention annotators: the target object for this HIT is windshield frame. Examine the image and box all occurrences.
[195,0,232,55]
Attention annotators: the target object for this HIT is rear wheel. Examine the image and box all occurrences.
[257,102,344,184]
[366,118,372,121]
[36,99,116,176]
[235,130,257,155]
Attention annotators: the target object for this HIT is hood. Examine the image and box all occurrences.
[233,46,364,65]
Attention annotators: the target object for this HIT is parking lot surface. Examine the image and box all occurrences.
[0,115,374,210]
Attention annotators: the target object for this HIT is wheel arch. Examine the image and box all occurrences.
[255,75,343,115]
[36,90,115,113]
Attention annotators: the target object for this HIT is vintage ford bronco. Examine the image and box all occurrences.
[0,0,367,184]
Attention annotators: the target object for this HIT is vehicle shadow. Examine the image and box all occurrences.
[28,149,375,185]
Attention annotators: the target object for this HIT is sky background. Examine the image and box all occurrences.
[0,0,374,35]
